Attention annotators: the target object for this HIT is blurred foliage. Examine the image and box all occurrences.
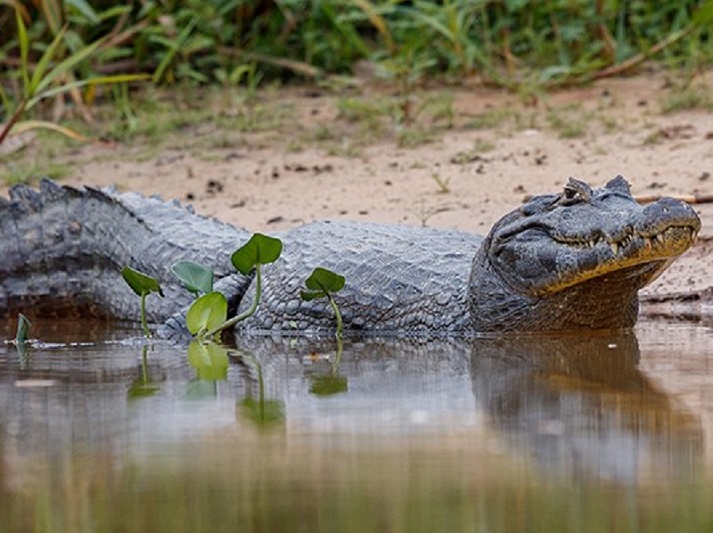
[1,0,712,125]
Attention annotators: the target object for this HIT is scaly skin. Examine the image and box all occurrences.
[0,179,252,322]
[0,176,701,335]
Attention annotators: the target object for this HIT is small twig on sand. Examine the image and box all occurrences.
[632,193,713,205]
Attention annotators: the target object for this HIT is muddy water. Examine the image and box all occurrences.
[1,319,712,531]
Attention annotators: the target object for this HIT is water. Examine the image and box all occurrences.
[1,319,712,532]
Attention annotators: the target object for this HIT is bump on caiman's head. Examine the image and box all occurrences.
[469,176,701,331]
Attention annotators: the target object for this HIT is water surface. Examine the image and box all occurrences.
[1,319,712,532]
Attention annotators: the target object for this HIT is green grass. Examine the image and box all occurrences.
[397,126,436,147]
[544,104,594,139]
[660,83,713,113]
[1,158,71,185]
[466,107,519,130]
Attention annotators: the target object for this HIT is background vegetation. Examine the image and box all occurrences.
[1,0,713,149]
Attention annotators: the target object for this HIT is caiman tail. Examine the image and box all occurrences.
[0,179,251,322]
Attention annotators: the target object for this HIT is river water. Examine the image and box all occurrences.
[1,319,712,532]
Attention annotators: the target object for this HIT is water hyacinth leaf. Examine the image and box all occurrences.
[121,266,164,297]
[301,267,346,300]
[187,340,229,381]
[300,290,323,301]
[172,260,214,295]
[231,233,283,275]
[186,291,228,335]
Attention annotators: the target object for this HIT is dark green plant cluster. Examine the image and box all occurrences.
[1,0,712,98]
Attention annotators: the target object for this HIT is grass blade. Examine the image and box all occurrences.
[29,25,68,94]
[351,0,395,54]
[15,9,30,96]
[26,73,150,109]
[66,0,100,24]
[34,35,103,96]
[11,119,91,141]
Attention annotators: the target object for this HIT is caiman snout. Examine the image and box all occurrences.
[639,197,701,234]
[635,197,701,257]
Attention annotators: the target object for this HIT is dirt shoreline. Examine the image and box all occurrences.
[2,72,712,315]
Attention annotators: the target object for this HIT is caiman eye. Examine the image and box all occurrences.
[560,177,592,205]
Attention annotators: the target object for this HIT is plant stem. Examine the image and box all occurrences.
[0,99,27,146]
[327,293,343,340]
[140,345,149,383]
[204,265,262,338]
[140,292,151,338]
[332,335,343,375]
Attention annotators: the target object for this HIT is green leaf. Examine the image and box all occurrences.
[187,340,229,381]
[172,261,214,295]
[301,267,346,300]
[33,35,103,97]
[15,313,31,344]
[694,2,713,27]
[231,234,283,275]
[26,74,150,109]
[16,9,30,95]
[300,290,325,301]
[186,292,227,335]
[29,26,68,95]
[66,0,100,24]
[121,266,164,297]
[153,17,199,83]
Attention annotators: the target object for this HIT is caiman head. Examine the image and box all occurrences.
[469,175,701,331]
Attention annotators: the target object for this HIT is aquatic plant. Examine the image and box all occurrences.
[173,233,283,340]
[171,261,214,295]
[301,267,346,340]
[299,267,347,396]
[121,266,164,338]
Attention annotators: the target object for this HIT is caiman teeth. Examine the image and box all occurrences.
[556,225,698,256]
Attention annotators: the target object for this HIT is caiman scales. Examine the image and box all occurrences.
[0,176,700,336]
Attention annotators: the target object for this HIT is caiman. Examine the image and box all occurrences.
[0,176,701,336]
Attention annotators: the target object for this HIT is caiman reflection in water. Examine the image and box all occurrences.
[468,331,703,481]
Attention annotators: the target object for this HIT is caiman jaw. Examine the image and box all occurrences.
[542,223,700,295]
